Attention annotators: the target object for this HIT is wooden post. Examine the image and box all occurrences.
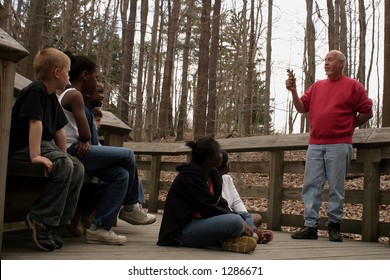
[148,155,161,213]
[0,28,29,257]
[267,150,284,230]
[357,148,381,242]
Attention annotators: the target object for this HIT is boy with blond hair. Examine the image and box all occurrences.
[9,48,84,251]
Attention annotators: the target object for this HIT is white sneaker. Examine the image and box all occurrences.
[118,203,156,225]
[85,228,127,245]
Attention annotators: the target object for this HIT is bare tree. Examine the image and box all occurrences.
[134,0,148,142]
[176,0,195,141]
[243,0,255,136]
[157,0,181,138]
[206,0,221,137]
[0,0,12,34]
[327,0,336,50]
[383,0,390,126]
[301,0,316,133]
[118,0,138,125]
[193,0,211,139]
[145,0,160,142]
[357,0,366,85]
[19,0,47,80]
[264,0,273,135]
[339,0,348,73]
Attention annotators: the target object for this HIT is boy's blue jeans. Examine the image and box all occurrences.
[68,144,145,229]
[175,214,245,248]
[302,144,352,228]
[9,141,84,226]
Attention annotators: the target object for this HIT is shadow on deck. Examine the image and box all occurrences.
[1,214,389,260]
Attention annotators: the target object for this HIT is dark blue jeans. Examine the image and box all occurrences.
[68,144,144,229]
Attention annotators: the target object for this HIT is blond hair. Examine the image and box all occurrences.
[33,48,70,81]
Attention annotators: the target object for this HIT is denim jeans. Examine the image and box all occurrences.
[9,141,84,226]
[68,144,145,229]
[302,144,352,227]
[175,214,245,248]
[237,211,254,232]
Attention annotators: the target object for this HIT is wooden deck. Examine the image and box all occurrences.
[1,214,389,260]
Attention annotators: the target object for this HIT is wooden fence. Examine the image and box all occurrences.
[125,129,390,243]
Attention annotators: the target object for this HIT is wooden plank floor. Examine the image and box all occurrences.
[1,214,389,260]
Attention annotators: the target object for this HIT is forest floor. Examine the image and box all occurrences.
[141,137,390,244]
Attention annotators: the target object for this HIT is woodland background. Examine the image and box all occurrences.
[1,0,390,141]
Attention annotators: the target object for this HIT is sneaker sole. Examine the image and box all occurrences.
[25,214,54,251]
[221,236,257,253]
[85,237,127,245]
[118,215,156,225]
[291,235,318,240]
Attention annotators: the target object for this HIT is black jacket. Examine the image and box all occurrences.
[157,161,232,246]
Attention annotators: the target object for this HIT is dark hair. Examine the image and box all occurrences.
[186,136,220,164]
[64,50,97,83]
[219,150,229,169]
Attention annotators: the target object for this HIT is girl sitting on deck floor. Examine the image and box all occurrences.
[157,136,257,253]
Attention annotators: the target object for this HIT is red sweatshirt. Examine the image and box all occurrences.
[300,75,373,144]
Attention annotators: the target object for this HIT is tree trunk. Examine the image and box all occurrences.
[327,0,335,50]
[176,0,195,141]
[118,0,137,125]
[193,0,211,139]
[264,0,273,135]
[339,0,348,74]
[206,0,221,137]
[157,0,180,138]
[303,0,315,133]
[134,0,148,142]
[382,0,390,126]
[19,0,47,80]
[357,0,366,85]
[0,0,12,34]
[145,0,160,142]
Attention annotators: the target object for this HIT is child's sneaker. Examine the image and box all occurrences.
[47,225,63,249]
[119,203,156,225]
[25,213,55,251]
[85,227,127,245]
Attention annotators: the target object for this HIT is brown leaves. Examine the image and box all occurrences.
[286,68,296,88]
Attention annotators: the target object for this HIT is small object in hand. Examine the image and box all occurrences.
[286,68,296,88]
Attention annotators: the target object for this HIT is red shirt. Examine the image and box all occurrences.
[300,76,373,144]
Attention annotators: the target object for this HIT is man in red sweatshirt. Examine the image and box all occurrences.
[285,50,373,242]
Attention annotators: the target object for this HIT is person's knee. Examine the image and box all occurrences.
[114,167,130,182]
[53,156,74,176]
[225,214,245,233]
[71,158,85,180]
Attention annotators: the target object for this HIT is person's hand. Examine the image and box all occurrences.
[75,141,90,157]
[285,68,297,92]
[243,222,253,237]
[31,156,53,174]
[285,78,297,92]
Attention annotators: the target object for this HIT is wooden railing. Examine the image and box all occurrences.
[125,128,390,243]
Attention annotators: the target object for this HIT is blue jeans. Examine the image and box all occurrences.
[237,211,254,232]
[175,214,245,248]
[302,144,352,227]
[10,141,84,226]
[68,144,145,229]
